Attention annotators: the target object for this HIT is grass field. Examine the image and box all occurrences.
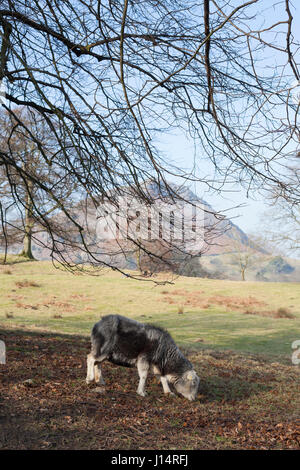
[0,259,299,357]
[0,259,299,449]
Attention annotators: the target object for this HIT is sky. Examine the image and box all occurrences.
[158,132,268,236]
[157,1,300,239]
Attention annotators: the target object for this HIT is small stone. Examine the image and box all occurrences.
[23,379,35,387]
[92,387,106,394]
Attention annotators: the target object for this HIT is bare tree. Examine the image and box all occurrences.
[0,0,299,277]
[230,232,273,280]
[259,161,300,257]
[230,238,255,281]
[0,107,76,260]
[262,201,300,257]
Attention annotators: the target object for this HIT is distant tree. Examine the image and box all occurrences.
[261,201,300,257]
[261,165,300,258]
[230,237,259,281]
[0,108,75,260]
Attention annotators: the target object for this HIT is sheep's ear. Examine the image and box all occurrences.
[187,370,195,380]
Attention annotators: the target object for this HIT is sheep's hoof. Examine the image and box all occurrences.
[95,379,106,386]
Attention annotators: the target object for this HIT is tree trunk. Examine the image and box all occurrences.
[0,203,8,264]
[135,243,142,273]
[19,180,35,260]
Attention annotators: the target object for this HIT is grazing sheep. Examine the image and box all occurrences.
[86,314,199,401]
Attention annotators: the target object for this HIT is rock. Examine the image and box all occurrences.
[23,379,35,387]
[92,387,106,394]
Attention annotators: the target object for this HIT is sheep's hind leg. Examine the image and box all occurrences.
[137,356,149,397]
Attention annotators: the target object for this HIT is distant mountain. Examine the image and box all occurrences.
[142,181,260,256]
[4,181,261,259]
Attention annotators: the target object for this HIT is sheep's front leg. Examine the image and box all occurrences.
[137,356,149,397]
[86,353,95,384]
[86,353,107,384]
[161,376,175,396]
[94,363,106,385]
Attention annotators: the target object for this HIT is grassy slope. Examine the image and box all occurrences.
[0,259,300,359]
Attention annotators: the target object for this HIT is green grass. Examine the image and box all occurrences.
[0,260,300,359]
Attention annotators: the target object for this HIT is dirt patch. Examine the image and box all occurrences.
[15,303,39,310]
[161,290,267,311]
[47,301,76,312]
[15,280,41,288]
[0,328,299,450]
[1,269,12,275]
[244,308,295,319]
[70,294,94,301]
